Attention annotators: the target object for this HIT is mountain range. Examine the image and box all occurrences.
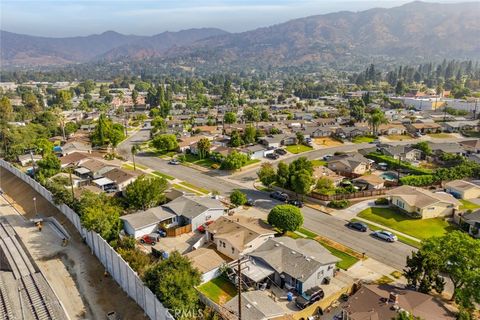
[1,1,479,69]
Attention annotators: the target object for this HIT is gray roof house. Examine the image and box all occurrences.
[460,211,480,239]
[162,196,226,230]
[245,237,339,294]
[380,145,423,161]
[120,206,177,238]
[224,291,286,320]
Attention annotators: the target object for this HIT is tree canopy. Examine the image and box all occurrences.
[124,175,168,211]
[230,189,247,207]
[267,204,304,233]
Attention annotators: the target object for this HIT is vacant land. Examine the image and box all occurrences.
[286,144,313,154]
[197,277,237,305]
[358,207,456,240]
[352,136,375,143]
[314,137,343,147]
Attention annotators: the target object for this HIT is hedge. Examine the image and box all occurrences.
[399,174,437,186]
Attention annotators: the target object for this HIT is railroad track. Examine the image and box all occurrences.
[0,219,57,320]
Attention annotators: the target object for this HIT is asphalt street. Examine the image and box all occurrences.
[118,128,416,270]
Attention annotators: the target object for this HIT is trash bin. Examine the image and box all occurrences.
[287,292,293,301]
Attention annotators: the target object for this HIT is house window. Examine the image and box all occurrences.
[317,270,324,279]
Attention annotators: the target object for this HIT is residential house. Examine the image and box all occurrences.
[335,127,369,139]
[327,153,373,176]
[380,145,422,161]
[444,180,480,200]
[260,134,297,149]
[428,142,466,156]
[459,139,480,154]
[377,123,407,136]
[387,185,460,219]
[162,196,225,230]
[177,136,206,153]
[313,166,343,186]
[405,122,442,134]
[337,284,455,320]
[240,144,267,160]
[353,175,385,190]
[61,141,92,156]
[243,237,339,294]
[74,159,117,179]
[441,120,478,133]
[458,211,480,238]
[59,152,91,168]
[206,216,275,260]
[120,206,178,238]
[103,168,141,192]
[18,154,42,167]
[224,291,286,320]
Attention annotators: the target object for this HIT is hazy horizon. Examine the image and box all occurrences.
[0,0,474,38]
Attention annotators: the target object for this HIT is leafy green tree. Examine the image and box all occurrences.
[413,141,432,156]
[404,231,480,310]
[36,153,61,179]
[0,96,13,121]
[243,125,256,144]
[257,163,276,187]
[152,134,178,152]
[35,138,54,156]
[151,116,167,135]
[267,204,304,233]
[261,110,270,121]
[80,194,122,242]
[291,169,313,198]
[220,151,248,170]
[55,90,73,109]
[289,157,313,176]
[143,251,202,318]
[224,112,237,124]
[196,138,211,159]
[124,175,168,210]
[131,89,139,106]
[296,132,305,145]
[230,189,247,207]
[276,162,290,188]
[228,130,244,147]
[316,177,335,195]
[349,99,366,122]
[244,107,261,123]
[393,311,423,320]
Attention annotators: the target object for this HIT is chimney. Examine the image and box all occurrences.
[389,292,399,304]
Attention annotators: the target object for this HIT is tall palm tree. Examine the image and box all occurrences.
[368,109,388,136]
[131,144,139,171]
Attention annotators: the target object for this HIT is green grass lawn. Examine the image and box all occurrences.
[317,240,359,270]
[311,160,327,167]
[184,154,219,168]
[197,277,237,304]
[351,218,421,248]
[150,171,175,181]
[179,181,209,194]
[357,207,456,241]
[428,133,453,139]
[158,151,177,159]
[244,159,261,167]
[122,163,147,170]
[459,199,480,210]
[297,227,318,239]
[286,144,313,154]
[172,184,203,195]
[352,136,375,143]
[462,131,480,138]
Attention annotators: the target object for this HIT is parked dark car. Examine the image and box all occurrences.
[270,191,289,202]
[140,233,160,245]
[168,159,181,165]
[347,221,368,232]
[274,148,287,155]
[287,199,304,208]
[246,198,256,206]
[266,153,280,160]
[295,286,325,309]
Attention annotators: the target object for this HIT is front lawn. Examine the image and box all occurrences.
[311,160,327,167]
[197,277,237,304]
[428,133,453,139]
[179,181,209,194]
[286,144,313,154]
[352,136,375,144]
[317,240,360,270]
[357,207,456,241]
[122,163,147,170]
[151,171,175,181]
[351,218,421,248]
[244,159,261,167]
[459,199,480,211]
[385,134,413,141]
[172,183,203,195]
[184,154,220,168]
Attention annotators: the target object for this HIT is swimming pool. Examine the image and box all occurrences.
[379,172,398,181]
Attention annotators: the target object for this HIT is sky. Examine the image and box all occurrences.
[0,0,472,37]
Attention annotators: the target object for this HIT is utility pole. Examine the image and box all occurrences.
[30,151,36,177]
[237,258,242,320]
[69,168,75,200]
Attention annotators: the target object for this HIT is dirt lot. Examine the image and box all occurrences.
[314,137,343,148]
[0,168,147,320]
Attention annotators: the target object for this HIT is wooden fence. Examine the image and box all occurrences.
[166,224,192,237]
[310,188,393,201]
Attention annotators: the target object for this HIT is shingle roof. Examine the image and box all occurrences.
[249,237,339,281]
[224,291,285,320]
[162,196,224,219]
[120,206,176,230]
[387,185,460,208]
[445,179,480,192]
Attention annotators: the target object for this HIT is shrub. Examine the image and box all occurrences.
[399,174,437,186]
[211,163,220,169]
[374,198,389,205]
[327,200,350,209]
[267,204,304,233]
